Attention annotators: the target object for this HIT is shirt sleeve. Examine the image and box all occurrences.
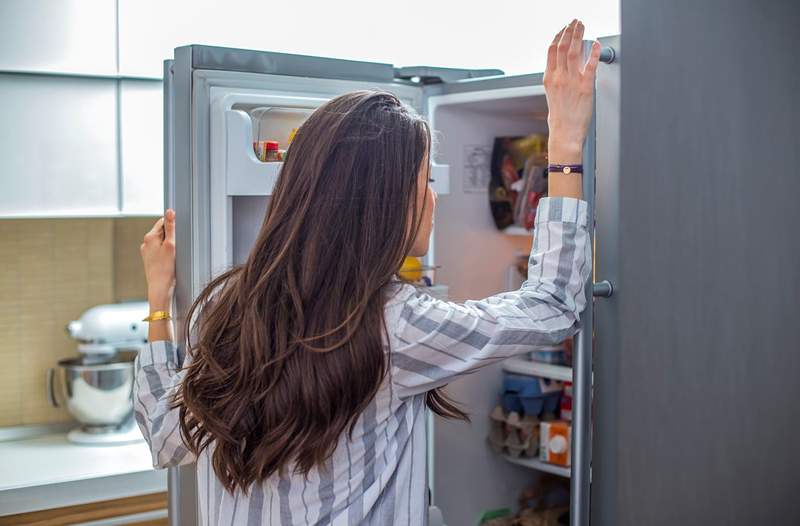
[133,339,196,468]
[390,197,591,398]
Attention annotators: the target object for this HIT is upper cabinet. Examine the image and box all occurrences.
[120,80,164,215]
[0,74,119,217]
[117,0,338,78]
[0,0,117,76]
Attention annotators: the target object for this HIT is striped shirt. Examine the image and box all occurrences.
[134,196,590,525]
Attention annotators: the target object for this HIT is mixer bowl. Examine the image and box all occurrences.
[49,351,137,429]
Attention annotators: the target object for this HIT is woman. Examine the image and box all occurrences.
[137,20,598,525]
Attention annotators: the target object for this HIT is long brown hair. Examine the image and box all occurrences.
[176,90,465,493]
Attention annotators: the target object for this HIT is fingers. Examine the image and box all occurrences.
[546,26,567,76]
[164,209,176,246]
[568,21,585,73]
[144,216,164,242]
[143,209,176,247]
[556,19,577,73]
[583,40,601,81]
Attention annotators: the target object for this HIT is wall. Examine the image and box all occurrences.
[0,216,157,427]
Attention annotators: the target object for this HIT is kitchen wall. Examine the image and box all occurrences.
[0,216,157,427]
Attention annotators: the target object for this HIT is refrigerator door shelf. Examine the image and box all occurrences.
[213,91,328,196]
[224,109,282,196]
[219,96,450,197]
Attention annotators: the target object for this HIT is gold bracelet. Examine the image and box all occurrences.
[142,310,172,322]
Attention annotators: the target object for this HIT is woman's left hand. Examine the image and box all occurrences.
[140,209,176,310]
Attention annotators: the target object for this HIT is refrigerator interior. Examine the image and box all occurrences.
[218,84,563,525]
[428,88,559,525]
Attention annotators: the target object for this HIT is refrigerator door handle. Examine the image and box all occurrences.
[593,280,614,298]
[599,47,617,64]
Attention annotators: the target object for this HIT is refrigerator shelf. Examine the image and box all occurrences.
[502,226,533,236]
[224,109,450,196]
[503,454,570,478]
[503,357,572,382]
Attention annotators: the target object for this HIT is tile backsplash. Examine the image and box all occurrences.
[0,216,158,427]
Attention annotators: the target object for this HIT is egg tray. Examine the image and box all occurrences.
[487,405,558,458]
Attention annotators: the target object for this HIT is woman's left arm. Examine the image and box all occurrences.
[140,209,177,344]
[135,209,195,468]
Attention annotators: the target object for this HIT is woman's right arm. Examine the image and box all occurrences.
[390,197,590,397]
[389,21,599,397]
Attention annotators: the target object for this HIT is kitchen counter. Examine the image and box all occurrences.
[0,427,167,515]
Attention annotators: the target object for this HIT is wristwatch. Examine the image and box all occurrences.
[548,164,583,175]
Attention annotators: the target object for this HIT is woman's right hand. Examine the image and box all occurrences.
[543,19,601,164]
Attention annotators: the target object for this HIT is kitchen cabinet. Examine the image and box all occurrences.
[0,75,165,218]
[0,0,116,76]
[0,74,119,218]
[0,493,167,525]
[118,0,349,78]
[120,80,164,215]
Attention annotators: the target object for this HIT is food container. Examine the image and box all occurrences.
[501,373,562,418]
[540,420,571,466]
[528,344,568,365]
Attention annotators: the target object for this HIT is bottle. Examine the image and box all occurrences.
[264,141,280,162]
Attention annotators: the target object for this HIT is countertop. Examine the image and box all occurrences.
[0,427,167,515]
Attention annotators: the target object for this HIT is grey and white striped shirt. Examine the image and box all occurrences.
[134,196,590,525]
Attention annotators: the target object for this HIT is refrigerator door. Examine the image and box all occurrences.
[591,34,620,526]
[594,2,800,523]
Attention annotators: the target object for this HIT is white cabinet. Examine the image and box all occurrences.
[118,0,283,78]
[0,74,118,217]
[0,0,116,75]
[120,80,164,215]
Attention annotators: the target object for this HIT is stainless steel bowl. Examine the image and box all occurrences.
[47,351,137,430]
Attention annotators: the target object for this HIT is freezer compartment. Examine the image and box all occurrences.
[221,95,450,197]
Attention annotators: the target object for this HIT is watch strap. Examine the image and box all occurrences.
[548,163,583,175]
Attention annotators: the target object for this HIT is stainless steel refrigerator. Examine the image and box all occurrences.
[162,35,617,526]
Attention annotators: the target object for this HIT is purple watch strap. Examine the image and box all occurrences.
[548,163,583,175]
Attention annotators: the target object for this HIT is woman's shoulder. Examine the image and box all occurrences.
[384,280,440,311]
[384,280,416,305]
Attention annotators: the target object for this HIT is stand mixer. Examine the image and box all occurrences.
[48,301,151,445]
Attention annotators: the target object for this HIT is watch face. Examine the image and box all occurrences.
[563,166,572,174]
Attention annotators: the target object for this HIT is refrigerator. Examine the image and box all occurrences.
[164,36,620,526]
